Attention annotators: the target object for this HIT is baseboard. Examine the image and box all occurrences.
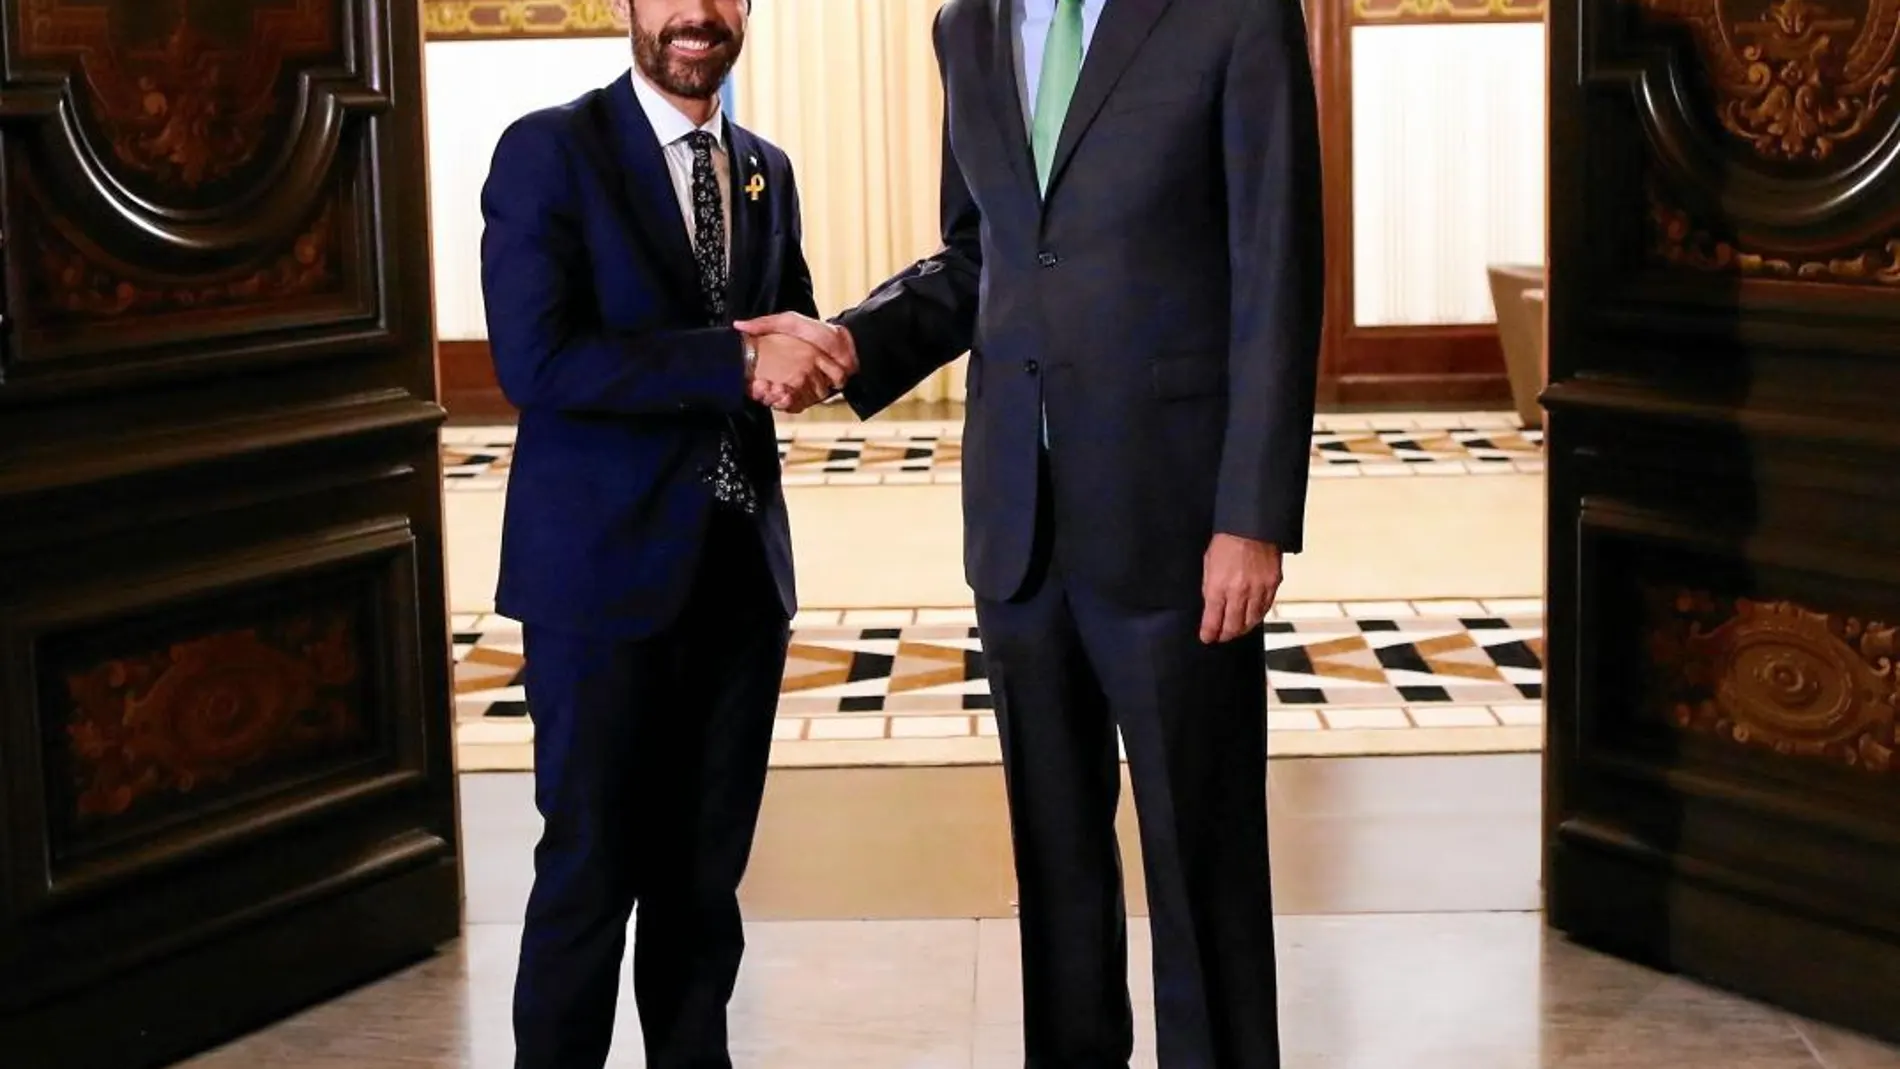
[1323,324,1514,407]
[439,340,514,421]
[1332,372,1515,406]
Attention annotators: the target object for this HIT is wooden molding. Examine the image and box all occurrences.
[1330,325,1510,404]
[438,340,515,420]
[1351,0,1545,24]
[422,0,625,41]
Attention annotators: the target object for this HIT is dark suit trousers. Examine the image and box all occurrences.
[513,512,789,1069]
[978,473,1280,1069]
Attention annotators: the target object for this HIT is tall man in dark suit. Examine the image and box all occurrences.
[479,1,845,1065]
[740,0,1324,1064]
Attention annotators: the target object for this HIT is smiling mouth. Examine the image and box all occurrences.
[665,32,728,59]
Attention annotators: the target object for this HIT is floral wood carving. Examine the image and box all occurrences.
[1350,0,1545,22]
[1647,184,1900,282]
[422,0,625,40]
[1644,588,1900,772]
[17,0,339,189]
[61,610,369,823]
[30,197,343,322]
[1635,0,1900,161]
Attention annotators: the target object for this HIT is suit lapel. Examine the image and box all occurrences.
[982,0,1039,202]
[1046,0,1175,197]
[603,75,703,308]
[725,121,766,317]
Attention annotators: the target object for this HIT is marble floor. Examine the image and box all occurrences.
[176,757,1900,1068]
[442,421,1546,612]
[441,412,1546,489]
[453,600,1548,771]
[441,409,1550,768]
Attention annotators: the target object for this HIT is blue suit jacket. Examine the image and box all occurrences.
[479,73,812,639]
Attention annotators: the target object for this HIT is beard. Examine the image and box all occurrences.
[633,18,743,100]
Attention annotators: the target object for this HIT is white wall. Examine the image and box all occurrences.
[426,38,634,341]
[1350,22,1546,327]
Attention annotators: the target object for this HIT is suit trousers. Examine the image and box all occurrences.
[513,511,790,1069]
[977,467,1280,1069]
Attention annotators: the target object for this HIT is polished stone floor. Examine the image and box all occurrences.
[452,602,1548,773]
[178,756,1900,1068]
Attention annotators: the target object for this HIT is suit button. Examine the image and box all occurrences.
[1037,251,1059,268]
[1024,360,1039,375]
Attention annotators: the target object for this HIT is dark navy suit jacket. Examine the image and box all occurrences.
[840,0,1325,610]
[479,73,813,639]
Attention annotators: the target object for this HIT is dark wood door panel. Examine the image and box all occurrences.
[0,0,456,1065]
[1556,0,1900,353]
[1548,0,1900,1041]
[0,0,420,399]
[5,522,430,906]
[0,427,456,1061]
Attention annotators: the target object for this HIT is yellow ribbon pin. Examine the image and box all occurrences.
[745,173,766,202]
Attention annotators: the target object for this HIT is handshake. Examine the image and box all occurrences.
[735,313,859,415]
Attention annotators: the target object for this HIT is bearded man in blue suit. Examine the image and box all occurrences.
[478,1,847,1065]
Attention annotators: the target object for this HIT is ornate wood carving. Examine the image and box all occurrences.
[1646,182,1900,282]
[24,186,348,324]
[0,0,390,390]
[1589,0,1900,293]
[58,607,371,826]
[1644,588,1900,772]
[1635,0,1900,162]
[422,0,625,40]
[18,0,339,192]
[1351,0,1545,23]
[16,0,345,198]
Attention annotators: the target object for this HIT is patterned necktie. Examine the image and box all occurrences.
[1032,0,1085,193]
[686,130,758,516]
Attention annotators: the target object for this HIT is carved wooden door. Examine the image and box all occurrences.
[0,1,457,1065]
[1546,0,1900,1037]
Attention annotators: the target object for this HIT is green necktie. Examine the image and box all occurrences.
[1032,0,1084,193]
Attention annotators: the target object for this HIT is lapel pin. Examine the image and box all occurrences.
[745,172,766,202]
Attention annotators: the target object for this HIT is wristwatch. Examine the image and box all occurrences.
[742,336,759,380]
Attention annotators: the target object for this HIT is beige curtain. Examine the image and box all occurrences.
[735,0,966,403]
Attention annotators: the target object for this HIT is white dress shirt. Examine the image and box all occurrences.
[1014,0,1108,129]
[631,70,731,268]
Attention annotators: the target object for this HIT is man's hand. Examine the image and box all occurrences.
[1200,534,1283,644]
[735,313,859,406]
[747,332,835,413]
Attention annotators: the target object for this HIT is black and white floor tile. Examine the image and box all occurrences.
[452,599,1546,770]
[442,413,1544,491]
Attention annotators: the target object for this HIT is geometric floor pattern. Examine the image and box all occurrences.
[442,413,1545,491]
[453,599,1546,771]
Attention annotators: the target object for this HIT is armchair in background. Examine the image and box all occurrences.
[1487,263,1546,430]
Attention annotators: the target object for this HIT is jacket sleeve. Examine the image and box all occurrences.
[1212,0,1327,553]
[837,9,983,418]
[479,117,747,416]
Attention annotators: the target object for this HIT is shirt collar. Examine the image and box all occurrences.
[630,69,725,150]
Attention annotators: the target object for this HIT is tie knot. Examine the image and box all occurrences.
[684,130,717,157]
